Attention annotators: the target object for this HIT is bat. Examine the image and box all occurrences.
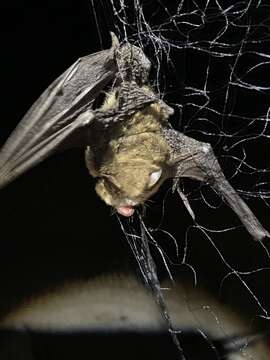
[0,33,269,242]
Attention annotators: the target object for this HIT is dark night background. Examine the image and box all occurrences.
[0,0,269,359]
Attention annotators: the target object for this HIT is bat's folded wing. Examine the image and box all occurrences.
[0,34,119,190]
[164,129,270,241]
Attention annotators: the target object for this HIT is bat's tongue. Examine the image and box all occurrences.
[117,205,135,217]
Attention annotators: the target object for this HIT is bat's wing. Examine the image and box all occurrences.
[0,34,119,190]
[164,129,270,241]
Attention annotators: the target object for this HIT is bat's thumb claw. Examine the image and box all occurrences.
[110,32,120,49]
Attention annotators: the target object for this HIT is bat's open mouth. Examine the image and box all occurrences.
[116,205,135,217]
[116,199,138,217]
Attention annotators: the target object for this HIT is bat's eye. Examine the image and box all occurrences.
[148,169,162,188]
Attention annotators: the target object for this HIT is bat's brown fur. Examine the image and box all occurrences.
[85,89,172,208]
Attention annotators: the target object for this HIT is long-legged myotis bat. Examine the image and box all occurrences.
[0,33,268,241]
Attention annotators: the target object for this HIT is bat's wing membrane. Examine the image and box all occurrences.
[0,35,119,189]
[165,129,270,241]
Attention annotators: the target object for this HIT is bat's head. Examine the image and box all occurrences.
[89,130,171,216]
[95,161,167,216]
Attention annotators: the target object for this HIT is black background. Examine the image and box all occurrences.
[0,1,270,359]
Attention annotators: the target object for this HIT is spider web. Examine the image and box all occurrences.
[90,1,270,358]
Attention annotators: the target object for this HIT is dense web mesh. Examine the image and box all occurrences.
[90,1,270,359]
